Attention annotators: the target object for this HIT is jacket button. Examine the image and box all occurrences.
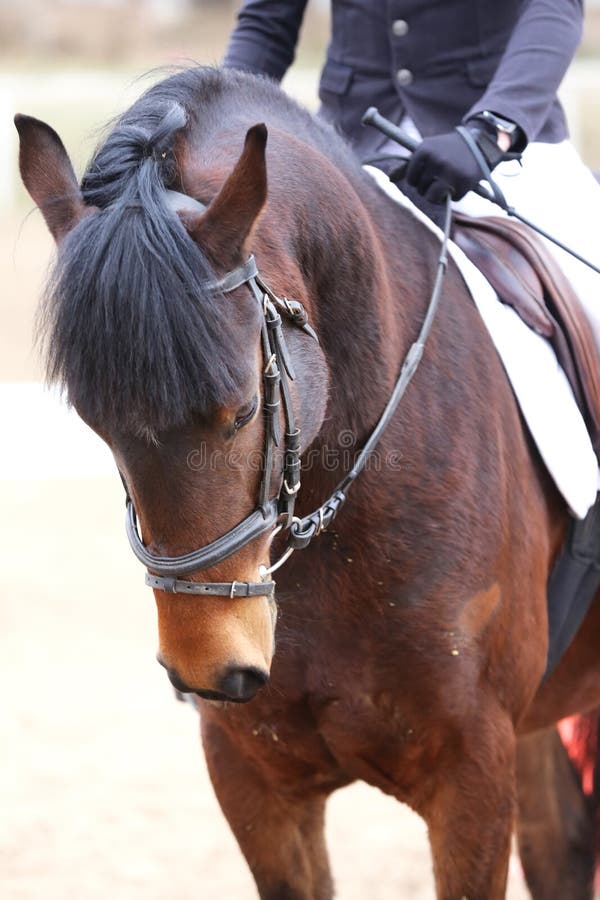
[392,19,409,37]
[396,68,413,86]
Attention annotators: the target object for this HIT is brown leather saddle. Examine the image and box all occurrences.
[452,213,600,453]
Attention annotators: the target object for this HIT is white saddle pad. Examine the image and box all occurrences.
[365,166,598,520]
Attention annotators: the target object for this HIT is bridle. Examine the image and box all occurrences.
[124,188,452,598]
[125,190,317,598]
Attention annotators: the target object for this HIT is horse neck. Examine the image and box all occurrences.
[259,142,459,529]
[268,148,412,445]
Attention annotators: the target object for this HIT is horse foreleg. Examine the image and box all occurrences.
[515,727,594,900]
[422,709,516,900]
[201,715,334,900]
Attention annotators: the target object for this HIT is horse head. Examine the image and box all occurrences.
[16,101,329,703]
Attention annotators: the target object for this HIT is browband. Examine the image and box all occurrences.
[164,190,261,294]
[211,256,259,294]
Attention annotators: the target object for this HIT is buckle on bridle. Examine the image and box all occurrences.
[264,353,277,374]
[259,515,302,577]
[315,506,326,536]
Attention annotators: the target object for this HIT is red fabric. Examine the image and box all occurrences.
[558,713,599,887]
[558,714,597,797]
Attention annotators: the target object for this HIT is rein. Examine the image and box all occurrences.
[287,195,452,550]
[124,188,452,598]
[363,106,600,277]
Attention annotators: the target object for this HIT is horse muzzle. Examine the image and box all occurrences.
[159,656,270,703]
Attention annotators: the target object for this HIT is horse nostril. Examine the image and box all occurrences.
[165,666,194,694]
[219,666,269,703]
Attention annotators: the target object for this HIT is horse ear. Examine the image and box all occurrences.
[14,113,93,243]
[182,123,268,264]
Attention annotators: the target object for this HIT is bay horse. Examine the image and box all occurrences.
[16,66,600,899]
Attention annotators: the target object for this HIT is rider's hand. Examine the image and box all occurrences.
[405,125,507,205]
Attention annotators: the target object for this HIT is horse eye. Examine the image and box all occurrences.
[234,396,258,431]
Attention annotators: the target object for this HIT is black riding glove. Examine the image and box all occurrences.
[404,123,509,205]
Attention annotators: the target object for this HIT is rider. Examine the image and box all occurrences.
[222,0,600,345]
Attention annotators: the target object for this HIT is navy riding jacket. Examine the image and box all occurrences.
[223,0,583,162]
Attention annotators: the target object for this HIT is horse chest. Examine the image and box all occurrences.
[312,687,444,802]
[266,601,469,800]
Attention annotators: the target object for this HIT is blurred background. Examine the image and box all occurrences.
[1,3,599,898]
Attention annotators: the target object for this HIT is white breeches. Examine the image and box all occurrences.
[387,116,600,340]
[453,140,600,343]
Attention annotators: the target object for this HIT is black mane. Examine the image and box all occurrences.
[39,67,362,436]
[39,70,274,436]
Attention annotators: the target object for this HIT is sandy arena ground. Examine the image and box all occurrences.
[0,205,536,899]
